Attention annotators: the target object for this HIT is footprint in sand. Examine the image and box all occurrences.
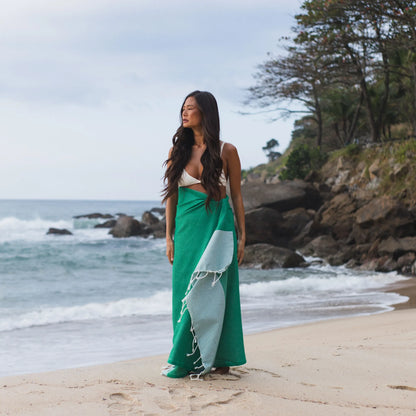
[388,385,416,392]
[245,367,281,378]
[108,392,141,415]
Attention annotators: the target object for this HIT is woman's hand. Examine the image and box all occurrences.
[237,239,245,265]
[166,238,174,265]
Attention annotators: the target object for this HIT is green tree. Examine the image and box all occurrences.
[279,144,327,180]
[262,139,281,162]
[296,0,400,142]
[248,40,330,147]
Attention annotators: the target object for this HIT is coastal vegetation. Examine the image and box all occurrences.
[247,0,416,158]
[243,1,416,275]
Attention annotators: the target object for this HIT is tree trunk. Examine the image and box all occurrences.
[346,44,379,142]
[346,92,363,144]
[313,84,322,147]
[412,61,416,137]
[375,25,391,141]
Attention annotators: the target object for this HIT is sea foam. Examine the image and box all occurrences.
[0,290,172,332]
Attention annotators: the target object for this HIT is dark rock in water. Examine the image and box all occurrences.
[300,235,339,258]
[116,213,127,217]
[150,207,166,216]
[375,256,399,273]
[242,179,322,212]
[94,219,117,229]
[47,228,73,236]
[141,211,160,225]
[73,213,114,219]
[140,210,166,238]
[149,221,166,239]
[327,245,355,266]
[397,252,416,274]
[243,243,307,269]
[109,216,151,238]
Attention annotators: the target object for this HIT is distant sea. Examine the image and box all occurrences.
[0,199,409,377]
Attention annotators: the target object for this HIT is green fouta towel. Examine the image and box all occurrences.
[168,187,246,375]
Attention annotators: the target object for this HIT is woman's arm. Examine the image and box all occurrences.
[225,144,246,265]
[165,147,178,265]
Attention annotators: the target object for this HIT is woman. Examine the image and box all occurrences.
[161,90,246,379]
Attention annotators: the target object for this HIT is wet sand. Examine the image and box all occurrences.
[1,279,415,415]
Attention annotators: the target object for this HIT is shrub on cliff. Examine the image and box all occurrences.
[279,144,327,180]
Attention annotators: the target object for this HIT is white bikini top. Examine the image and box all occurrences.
[178,142,227,187]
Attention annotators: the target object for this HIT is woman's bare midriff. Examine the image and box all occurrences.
[186,183,227,200]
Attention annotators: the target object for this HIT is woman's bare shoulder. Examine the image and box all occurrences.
[221,141,238,154]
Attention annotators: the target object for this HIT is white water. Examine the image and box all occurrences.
[0,199,410,377]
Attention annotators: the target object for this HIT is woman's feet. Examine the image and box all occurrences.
[211,366,229,375]
[161,365,189,378]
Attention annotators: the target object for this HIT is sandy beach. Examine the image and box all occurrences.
[1,287,415,416]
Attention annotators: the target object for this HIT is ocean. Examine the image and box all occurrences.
[0,199,409,378]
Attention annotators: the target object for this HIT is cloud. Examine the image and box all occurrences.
[1,0,298,106]
[0,0,302,199]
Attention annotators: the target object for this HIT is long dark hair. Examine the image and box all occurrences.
[162,90,223,206]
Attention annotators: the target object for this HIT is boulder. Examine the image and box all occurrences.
[377,237,403,257]
[352,197,415,244]
[355,197,407,227]
[109,216,151,238]
[46,228,73,236]
[141,211,160,225]
[397,236,416,252]
[300,235,340,258]
[290,218,326,248]
[319,193,357,240]
[73,213,114,219]
[245,207,287,247]
[148,220,166,239]
[282,208,314,237]
[375,256,399,273]
[377,236,416,257]
[242,180,322,212]
[368,159,381,180]
[150,207,166,217]
[242,243,307,269]
[390,163,409,180]
[327,246,355,266]
[397,252,416,274]
[94,220,117,229]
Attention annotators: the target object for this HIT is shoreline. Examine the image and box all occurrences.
[1,279,416,415]
[388,276,416,310]
[1,309,415,415]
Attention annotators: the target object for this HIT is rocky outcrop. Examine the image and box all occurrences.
[73,213,114,219]
[352,197,415,244]
[109,216,152,238]
[245,208,285,246]
[242,180,322,212]
[94,220,117,228]
[141,210,166,239]
[241,146,416,274]
[243,243,307,269]
[47,228,73,235]
[142,211,160,225]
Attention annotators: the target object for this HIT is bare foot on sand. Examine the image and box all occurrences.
[211,367,230,374]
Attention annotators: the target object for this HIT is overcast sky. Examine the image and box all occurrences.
[0,0,302,201]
